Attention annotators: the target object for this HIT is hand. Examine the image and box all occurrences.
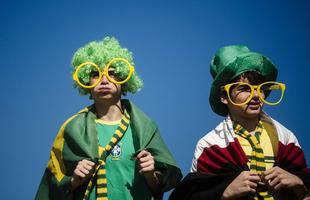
[262,166,307,197]
[136,150,155,174]
[71,159,96,191]
[304,194,310,200]
[222,171,260,200]
[136,150,161,196]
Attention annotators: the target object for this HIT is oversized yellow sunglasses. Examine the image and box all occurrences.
[73,58,135,89]
[221,81,286,106]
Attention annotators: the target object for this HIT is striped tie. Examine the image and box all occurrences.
[234,121,273,200]
[83,110,130,200]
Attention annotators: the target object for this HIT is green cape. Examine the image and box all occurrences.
[35,99,182,200]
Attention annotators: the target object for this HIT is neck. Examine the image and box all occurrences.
[229,113,260,132]
[94,99,123,122]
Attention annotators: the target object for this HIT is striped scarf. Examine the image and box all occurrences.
[233,121,273,200]
[83,110,130,200]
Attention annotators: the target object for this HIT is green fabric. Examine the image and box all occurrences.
[209,45,278,116]
[84,111,130,200]
[89,122,153,200]
[35,99,182,200]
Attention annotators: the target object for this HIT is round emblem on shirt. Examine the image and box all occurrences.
[111,143,122,160]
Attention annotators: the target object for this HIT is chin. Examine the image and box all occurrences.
[94,94,113,101]
[243,109,262,118]
[245,112,261,119]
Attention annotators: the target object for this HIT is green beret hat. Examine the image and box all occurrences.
[209,45,278,116]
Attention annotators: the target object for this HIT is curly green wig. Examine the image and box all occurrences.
[71,36,143,96]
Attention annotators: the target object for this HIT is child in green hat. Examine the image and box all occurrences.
[170,45,309,200]
[35,36,182,200]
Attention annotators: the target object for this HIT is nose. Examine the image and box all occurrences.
[100,75,109,85]
[252,88,260,98]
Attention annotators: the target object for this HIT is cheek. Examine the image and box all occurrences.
[112,83,122,93]
[90,84,102,94]
[260,92,266,99]
[231,92,249,102]
[90,78,98,84]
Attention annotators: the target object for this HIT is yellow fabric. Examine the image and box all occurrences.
[97,178,107,184]
[98,146,105,156]
[237,121,278,170]
[97,197,108,200]
[236,121,278,200]
[47,107,89,182]
[115,130,122,137]
[234,122,266,174]
[47,114,81,182]
[97,188,108,193]
[95,119,121,125]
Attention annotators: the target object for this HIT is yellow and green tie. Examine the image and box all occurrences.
[234,121,273,200]
[83,110,130,200]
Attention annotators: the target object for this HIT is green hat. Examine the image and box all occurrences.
[209,45,278,116]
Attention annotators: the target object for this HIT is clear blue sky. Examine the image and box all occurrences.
[1,0,309,199]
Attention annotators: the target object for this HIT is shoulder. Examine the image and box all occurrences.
[261,113,300,147]
[122,99,157,126]
[191,118,239,171]
[195,119,235,150]
[193,121,227,159]
[191,120,229,172]
[273,118,300,146]
[60,105,95,131]
[196,129,220,150]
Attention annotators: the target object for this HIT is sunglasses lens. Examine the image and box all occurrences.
[228,83,252,105]
[76,63,100,88]
[107,59,131,84]
[261,82,284,104]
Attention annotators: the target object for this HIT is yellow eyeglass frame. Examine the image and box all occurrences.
[72,57,135,89]
[221,81,286,106]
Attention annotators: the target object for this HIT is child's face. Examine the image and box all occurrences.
[89,70,122,103]
[221,77,265,119]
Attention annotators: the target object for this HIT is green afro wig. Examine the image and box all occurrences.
[71,36,143,96]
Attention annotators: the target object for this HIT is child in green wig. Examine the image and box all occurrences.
[36,36,182,200]
[170,45,310,200]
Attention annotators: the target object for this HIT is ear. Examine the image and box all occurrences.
[220,93,229,105]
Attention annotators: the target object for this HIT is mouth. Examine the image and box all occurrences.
[246,101,263,109]
[248,101,261,106]
[97,87,111,94]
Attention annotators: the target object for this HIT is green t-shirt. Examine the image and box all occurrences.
[89,119,154,200]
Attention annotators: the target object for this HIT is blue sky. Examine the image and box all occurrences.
[1,0,309,199]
